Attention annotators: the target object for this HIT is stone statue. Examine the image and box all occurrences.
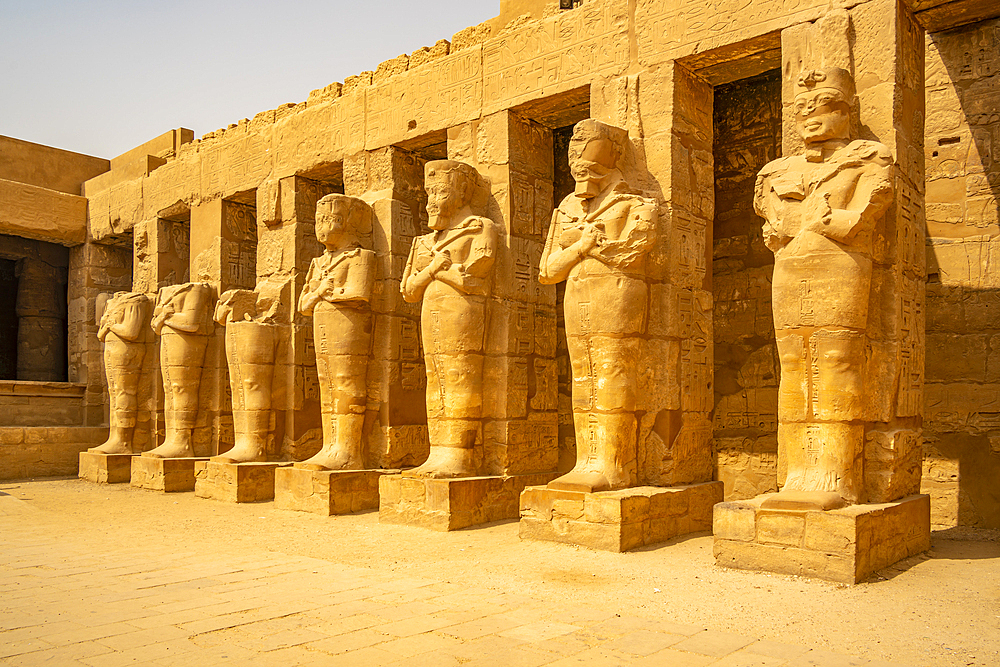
[144,282,213,459]
[296,194,377,470]
[401,160,498,477]
[538,119,658,493]
[212,288,280,464]
[754,67,893,510]
[89,292,150,455]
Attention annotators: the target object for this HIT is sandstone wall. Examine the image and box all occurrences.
[923,17,1000,528]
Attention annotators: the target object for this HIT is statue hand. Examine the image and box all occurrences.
[578,222,605,254]
[430,250,452,275]
[802,191,833,232]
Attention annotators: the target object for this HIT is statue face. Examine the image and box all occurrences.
[315,197,351,245]
[569,137,616,182]
[794,89,850,145]
[425,169,464,230]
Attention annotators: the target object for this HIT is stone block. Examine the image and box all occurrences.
[194,461,290,503]
[519,482,724,553]
[713,494,931,584]
[274,467,398,516]
[79,452,134,484]
[130,456,208,493]
[379,472,559,531]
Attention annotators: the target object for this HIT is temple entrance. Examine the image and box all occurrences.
[0,258,18,380]
[710,69,783,500]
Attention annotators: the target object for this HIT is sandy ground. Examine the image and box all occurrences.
[2,477,998,667]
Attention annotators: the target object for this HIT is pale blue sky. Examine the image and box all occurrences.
[1,0,499,159]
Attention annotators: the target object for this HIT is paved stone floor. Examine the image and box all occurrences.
[0,479,967,666]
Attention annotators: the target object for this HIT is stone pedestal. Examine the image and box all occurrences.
[78,452,133,484]
[274,467,398,516]
[713,494,931,584]
[194,460,289,503]
[519,482,724,553]
[379,473,558,531]
[131,456,208,492]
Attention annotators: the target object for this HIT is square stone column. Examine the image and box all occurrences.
[181,198,258,456]
[447,110,560,478]
[342,147,430,468]
[256,175,337,461]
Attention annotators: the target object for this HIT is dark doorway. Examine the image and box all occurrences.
[0,258,17,380]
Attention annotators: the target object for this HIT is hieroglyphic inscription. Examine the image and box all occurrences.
[483,3,629,112]
[0,179,88,245]
[366,48,482,149]
[201,132,272,200]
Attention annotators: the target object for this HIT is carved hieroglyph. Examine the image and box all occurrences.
[539,119,658,493]
[212,286,282,464]
[89,292,150,454]
[143,282,213,459]
[401,160,498,477]
[296,194,376,470]
[754,67,894,510]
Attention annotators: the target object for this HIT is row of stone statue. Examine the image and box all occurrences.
[91,65,897,512]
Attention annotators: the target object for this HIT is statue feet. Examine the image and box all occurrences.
[546,470,614,493]
[142,434,194,459]
[294,447,363,471]
[402,446,475,479]
[89,428,133,455]
[760,490,847,511]
[211,437,266,464]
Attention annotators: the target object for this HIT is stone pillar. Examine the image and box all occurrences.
[15,255,67,382]
[447,110,560,478]
[342,147,430,468]
[183,198,258,456]
[256,175,337,460]
[712,1,929,584]
[601,65,718,487]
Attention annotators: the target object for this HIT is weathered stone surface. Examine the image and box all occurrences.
[78,451,133,484]
[0,426,106,480]
[713,494,932,584]
[520,481,723,552]
[194,460,290,503]
[379,472,558,531]
[130,456,207,492]
[274,467,397,516]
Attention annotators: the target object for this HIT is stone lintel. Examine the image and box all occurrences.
[713,494,931,584]
[519,482,724,553]
[274,467,400,516]
[194,461,291,503]
[379,472,560,531]
[78,452,134,484]
[131,456,209,493]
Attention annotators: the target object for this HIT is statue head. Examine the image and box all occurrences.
[793,68,855,146]
[425,160,478,230]
[315,194,372,248]
[569,119,628,199]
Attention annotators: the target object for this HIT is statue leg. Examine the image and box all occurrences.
[145,331,208,458]
[297,308,371,471]
[547,336,639,492]
[214,322,276,464]
[404,352,483,478]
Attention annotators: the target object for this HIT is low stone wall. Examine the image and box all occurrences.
[0,426,108,480]
[0,381,88,427]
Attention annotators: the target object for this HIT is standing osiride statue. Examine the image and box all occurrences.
[539,119,658,493]
[296,194,376,470]
[89,292,150,455]
[754,67,894,510]
[143,282,213,459]
[401,160,498,478]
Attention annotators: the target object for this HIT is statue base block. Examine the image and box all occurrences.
[713,493,931,584]
[379,472,559,531]
[519,482,724,552]
[131,456,209,492]
[274,467,399,516]
[78,452,134,484]
[194,461,290,503]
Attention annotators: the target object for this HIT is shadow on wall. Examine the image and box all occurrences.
[923,19,1000,529]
